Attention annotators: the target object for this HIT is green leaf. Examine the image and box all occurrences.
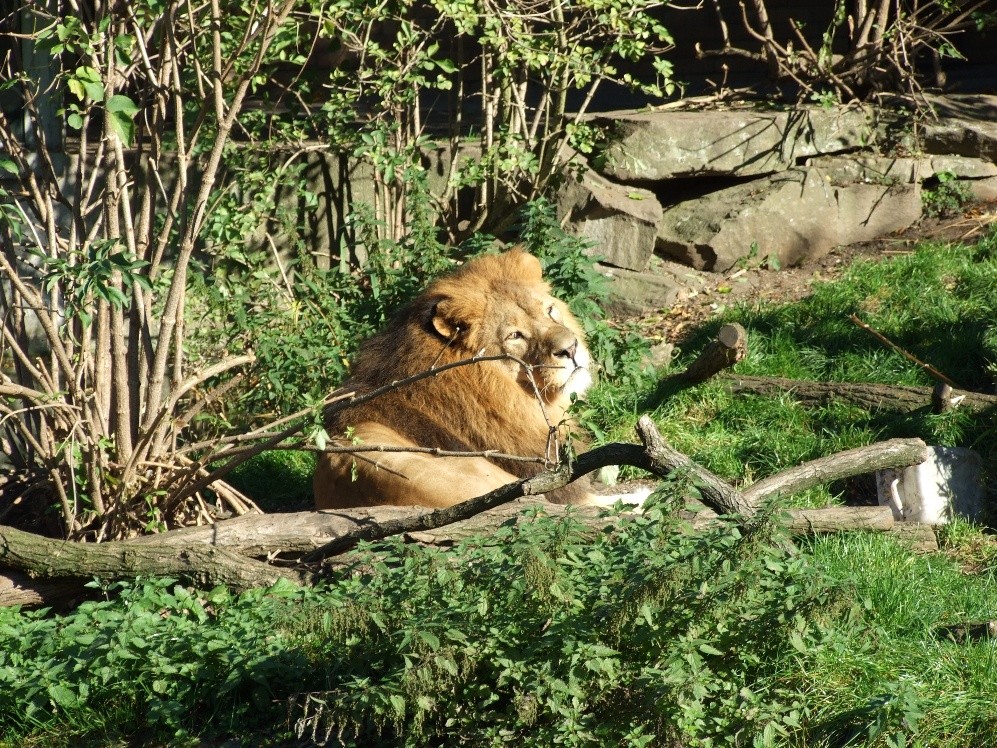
[0,157,17,175]
[83,80,105,101]
[110,111,135,145]
[106,94,138,116]
[67,78,85,101]
[417,630,440,651]
[788,632,808,653]
[47,683,77,707]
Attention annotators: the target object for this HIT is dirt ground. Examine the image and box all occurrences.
[646,201,997,345]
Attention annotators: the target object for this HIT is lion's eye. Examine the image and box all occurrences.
[547,304,558,320]
[506,331,525,341]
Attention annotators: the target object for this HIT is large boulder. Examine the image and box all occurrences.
[587,105,878,181]
[656,163,922,272]
[558,167,662,271]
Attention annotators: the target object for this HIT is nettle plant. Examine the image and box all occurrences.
[0,0,307,538]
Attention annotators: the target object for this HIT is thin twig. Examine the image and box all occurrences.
[849,314,959,388]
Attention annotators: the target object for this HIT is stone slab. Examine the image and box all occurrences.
[587,105,879,181]
[656,167,922,272]
[558,168,663,271]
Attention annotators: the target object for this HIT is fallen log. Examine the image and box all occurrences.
[649,323,748,405]
[676,322,748,384]
[741,438,928,504]
[0,419,933,605]
[0,503,936,608]
[725,375,997,414]
[121,502,938,555]
[0,523,310,594]
[0,571,91,610]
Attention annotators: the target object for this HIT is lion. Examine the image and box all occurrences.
[314,247,623,510]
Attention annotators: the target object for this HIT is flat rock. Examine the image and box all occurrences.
[598,256,709,315]
[656,166,922,271]
[558,168,662,271]
[921,94,997,162]
[587,105,878,181]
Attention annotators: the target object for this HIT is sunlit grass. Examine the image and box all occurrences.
[589,229,997,508]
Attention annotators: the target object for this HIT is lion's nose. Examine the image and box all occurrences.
[554,337,578,362]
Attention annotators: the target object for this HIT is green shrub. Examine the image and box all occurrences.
[0,501,835,746]
[922,171,973,218]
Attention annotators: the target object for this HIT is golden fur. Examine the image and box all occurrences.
[313,248,598,509]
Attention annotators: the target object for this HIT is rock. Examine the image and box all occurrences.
[587,105,878,181]
[558,168,662,271]
[921,94,997,162]
[647,342,675,369]
[656,166,923,271]
[597,256,709,315]
[804,154,925,184]
[927,155,997,202]
[929,155,997,180]
[656,169,840,271]
[833,181,922,245]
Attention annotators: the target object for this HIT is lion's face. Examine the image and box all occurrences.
[427,250,593,406]
[487,291,593,402]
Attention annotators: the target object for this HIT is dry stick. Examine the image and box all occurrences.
[303,416,747,562]
[305,421,930,563]
[849,314,959,387]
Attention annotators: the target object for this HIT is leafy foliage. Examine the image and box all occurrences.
[922,171,973,218]
[0,500,834,746]
[311,0,674,242]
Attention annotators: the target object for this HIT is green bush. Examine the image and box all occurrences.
[922,171,973,218]
[0,495,841,746]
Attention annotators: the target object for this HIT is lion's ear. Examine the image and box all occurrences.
[430,297,469,339]
[503,246,544,281]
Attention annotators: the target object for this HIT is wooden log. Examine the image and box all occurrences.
[0,571,92,610]
[683,505,938,552]
[726,375,997,413]
[0,423,935,605]
[128,503,938,553]
[741,438,928,504]
[0,502,940,609]
[676,322,748,384]
[0,523,310,592]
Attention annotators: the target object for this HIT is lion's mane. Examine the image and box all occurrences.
[314,249,594,508]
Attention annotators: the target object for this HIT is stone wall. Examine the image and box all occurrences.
[556,95,997,283]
